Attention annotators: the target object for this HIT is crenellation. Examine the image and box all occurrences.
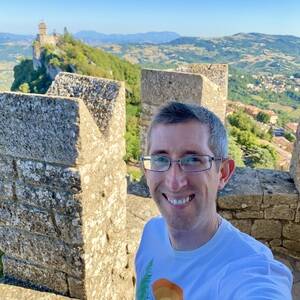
[140,67,227,154]
[0,72,128,299]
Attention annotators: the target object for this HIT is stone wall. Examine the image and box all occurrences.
[140,66,227,154]
[0,72,130,299]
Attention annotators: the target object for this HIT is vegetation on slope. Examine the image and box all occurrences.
[11,34,142,161]
[227,110,277,169]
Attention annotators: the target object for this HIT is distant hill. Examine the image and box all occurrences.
[99,32,300,74]
[0,33,34,43]
[74,31,180,45]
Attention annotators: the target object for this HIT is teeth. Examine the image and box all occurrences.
[166,195,192,206]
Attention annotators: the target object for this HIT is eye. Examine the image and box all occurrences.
[182,155,204,166]
[152,155,169,166]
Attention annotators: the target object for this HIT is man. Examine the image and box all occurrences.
[135,101,292,300]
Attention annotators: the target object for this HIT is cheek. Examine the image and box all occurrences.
[145,172,161,191]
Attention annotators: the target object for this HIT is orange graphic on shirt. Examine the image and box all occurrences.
[152,278,183,300]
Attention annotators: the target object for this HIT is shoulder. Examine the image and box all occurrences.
[219,253,293,299]
[221,219,273,258]
[144,216,165,231]
[139,216,166,246]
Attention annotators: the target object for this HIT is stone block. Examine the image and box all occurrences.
[235,210,264,219]
[273,246,300,260]
[251,220,282,239]
[0,227,83,277]
[283,222,300,241]
[230,220,252,234]
[265,205,295,220]
[0,284,74,300]
[218,210,233,220]
[54,212,83,244]
[269,239,282,247]
[17,160,81,192]
[257,169,299,209]
[15,183,82,216]
[283,240,300,252]
[296,201,300,223]
[0,92,80,165]
[67,276,85,299]
[2,256,68,295]
[0,180,13,200]
[0,155,15,179]
[218,195,262,210]
[218,167,263,210]
[0,201,57,236]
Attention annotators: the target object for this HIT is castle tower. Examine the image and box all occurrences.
[33,22,58,70]
[38,21,47,36]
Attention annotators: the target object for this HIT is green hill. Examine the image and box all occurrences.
[11,34,141,161]
[102,32,300,75]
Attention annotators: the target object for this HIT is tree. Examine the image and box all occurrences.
[256,111,270,123]
[228,136,245,167]
[228,111,253,131]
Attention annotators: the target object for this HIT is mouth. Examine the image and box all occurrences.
[162,193,195,206]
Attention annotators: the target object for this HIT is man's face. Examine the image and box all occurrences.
[145,121,230,232]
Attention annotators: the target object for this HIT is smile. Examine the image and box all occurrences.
[162,193,194,206]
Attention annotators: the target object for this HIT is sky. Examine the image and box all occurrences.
[1,0,300,37]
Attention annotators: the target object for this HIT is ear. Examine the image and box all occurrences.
[218,159,235,190]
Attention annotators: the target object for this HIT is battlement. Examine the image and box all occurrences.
[140,66,227,154]
[0,73,129,299]
[0,66,299,299]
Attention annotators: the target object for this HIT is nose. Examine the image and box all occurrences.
[165,161,188,192]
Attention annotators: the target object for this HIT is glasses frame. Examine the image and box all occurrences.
[140,154,223,173]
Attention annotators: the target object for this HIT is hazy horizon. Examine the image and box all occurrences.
[1,0,300,38]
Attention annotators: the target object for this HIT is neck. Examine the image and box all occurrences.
[168,214,221,251]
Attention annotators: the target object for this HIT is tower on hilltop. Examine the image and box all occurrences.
[32,21,59,70]
[38,21,47,36]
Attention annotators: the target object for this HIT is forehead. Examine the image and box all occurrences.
[148,121,212,156]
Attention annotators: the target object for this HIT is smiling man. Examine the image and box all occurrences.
[135,101,292,300]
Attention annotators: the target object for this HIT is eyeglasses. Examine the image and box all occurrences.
[141,154,222,173]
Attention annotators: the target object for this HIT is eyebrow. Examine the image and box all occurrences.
[150,150,204,156]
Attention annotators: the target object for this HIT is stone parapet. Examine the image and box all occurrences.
[0,72,128,299]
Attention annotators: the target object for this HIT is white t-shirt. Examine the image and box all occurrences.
[135,216,292,300]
